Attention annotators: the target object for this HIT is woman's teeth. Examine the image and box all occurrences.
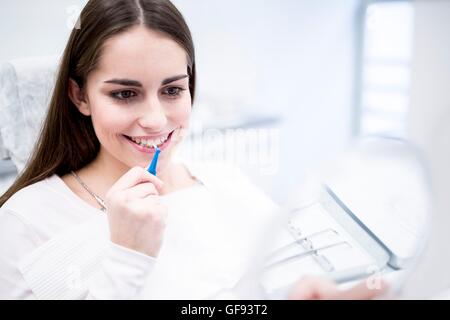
[130,134,169,148]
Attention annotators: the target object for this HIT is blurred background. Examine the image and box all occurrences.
[0,0,428,204]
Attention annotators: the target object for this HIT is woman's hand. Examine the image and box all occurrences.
[105,166,167,258]
[288,276,388,300]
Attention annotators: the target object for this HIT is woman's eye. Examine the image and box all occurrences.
[163,87,185,97]
[111,90,137,100]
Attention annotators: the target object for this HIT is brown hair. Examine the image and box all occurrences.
[0,0,195,207]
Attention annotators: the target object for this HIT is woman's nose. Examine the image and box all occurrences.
[137,98,168,130]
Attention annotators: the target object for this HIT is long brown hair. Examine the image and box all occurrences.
[0,0,196,207]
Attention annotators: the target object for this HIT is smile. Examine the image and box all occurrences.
[123,130,174,153]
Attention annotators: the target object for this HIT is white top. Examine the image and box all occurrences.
[0,162,279,299]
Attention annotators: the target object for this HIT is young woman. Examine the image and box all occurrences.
[0,0,280,299]
[0,0,384,300]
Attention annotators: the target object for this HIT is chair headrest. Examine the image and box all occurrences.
[0,56,59,172]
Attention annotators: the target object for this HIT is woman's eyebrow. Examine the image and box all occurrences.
[161,74,189,85]
[104,79,142,87]
[104,74,188,87]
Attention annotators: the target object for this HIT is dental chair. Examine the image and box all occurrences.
[0,56,58,193]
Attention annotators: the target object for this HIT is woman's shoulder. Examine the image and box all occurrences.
[1,175,61,213]
[181,160,244,190]
[1,174,90,229]
[184,160,259,189]
[182,159,280,211]
[1,174,96,242]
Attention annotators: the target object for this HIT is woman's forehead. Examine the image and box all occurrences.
[94,25,188,84]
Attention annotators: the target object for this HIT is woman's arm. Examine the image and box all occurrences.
[0,208,155,300]
[85,241,156,300]
[0,209,40,299]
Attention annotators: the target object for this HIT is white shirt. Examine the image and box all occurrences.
[0,162,279,299]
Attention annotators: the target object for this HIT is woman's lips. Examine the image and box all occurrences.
[123,131,174,154]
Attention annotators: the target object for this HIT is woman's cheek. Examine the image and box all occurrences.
[170,105,191,145]
[91,103,131,141]
[173,101,192,126]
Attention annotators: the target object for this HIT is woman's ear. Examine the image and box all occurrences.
[68,78,91,116]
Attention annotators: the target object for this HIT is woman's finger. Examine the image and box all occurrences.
[109,166,164,193]
[127,199,168,218]
[124,182,159,199]
[331,280,388,300]
[288,276,340,300]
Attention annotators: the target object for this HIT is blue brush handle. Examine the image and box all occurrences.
[147,148,161,176]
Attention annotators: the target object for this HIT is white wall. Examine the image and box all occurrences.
[401,0,450,299]
[0,0,88,63]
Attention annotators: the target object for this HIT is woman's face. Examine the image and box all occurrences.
[80,25,191,174]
